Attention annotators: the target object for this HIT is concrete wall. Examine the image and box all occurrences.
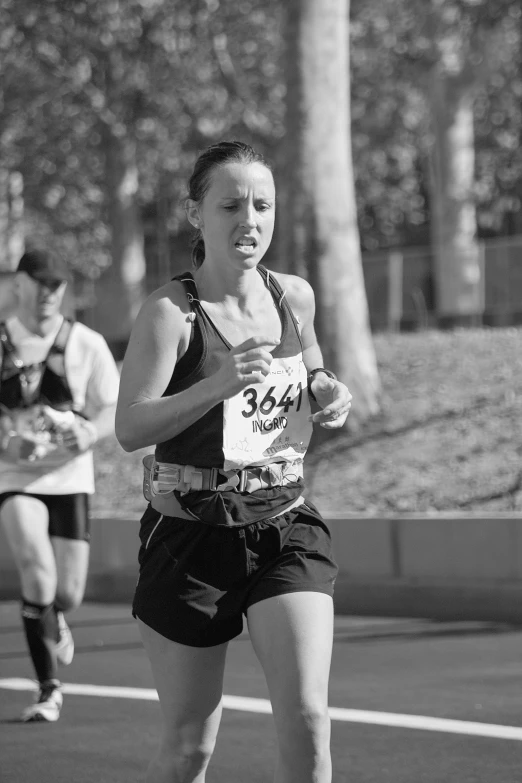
[328,515,522,622]
[2,514,522,621]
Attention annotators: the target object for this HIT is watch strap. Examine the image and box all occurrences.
[307,368,337,402]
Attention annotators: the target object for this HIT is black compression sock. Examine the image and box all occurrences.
[21,599,60,684]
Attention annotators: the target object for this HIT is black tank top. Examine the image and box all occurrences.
[156,265,312,470]
[155,266,313,526]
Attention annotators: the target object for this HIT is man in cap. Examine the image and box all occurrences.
[0,249,120,721]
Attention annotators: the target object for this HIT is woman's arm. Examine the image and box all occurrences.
[277,273,352,429]
[115,284,279,452]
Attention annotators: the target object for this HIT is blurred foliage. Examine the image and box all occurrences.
[350,0,522,250]
[0,0,283,276]
[475,6,522,234]
[0,0,521,273]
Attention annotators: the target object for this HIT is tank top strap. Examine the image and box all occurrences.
[174,267,303,352]
[174,272,199,307]
[175,272,233,350]
[258,265,304,350]
[173,272,230,350]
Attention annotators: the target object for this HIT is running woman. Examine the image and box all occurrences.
[0,249,120,722]
[116,141,352,783]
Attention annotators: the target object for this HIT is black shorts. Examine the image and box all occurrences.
[0,492,90,542]
[132,500,338,648]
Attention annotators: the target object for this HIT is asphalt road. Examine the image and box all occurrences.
[1,602,521,782]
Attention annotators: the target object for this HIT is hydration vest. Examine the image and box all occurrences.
[0,318,76,412]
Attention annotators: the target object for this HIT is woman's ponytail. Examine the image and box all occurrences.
[191,233,205,269]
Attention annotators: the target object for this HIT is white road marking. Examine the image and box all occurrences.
[1,678,522,741]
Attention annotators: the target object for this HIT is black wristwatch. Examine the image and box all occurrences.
[307,368,337,402]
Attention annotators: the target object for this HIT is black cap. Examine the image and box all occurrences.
[17,250,70,285]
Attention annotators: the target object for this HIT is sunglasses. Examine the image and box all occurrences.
[34,278,65,292]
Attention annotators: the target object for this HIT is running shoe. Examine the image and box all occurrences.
[21,680,63,722]
[55,610,74,666]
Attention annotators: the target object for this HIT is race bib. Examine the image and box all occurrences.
[222,354,312,470]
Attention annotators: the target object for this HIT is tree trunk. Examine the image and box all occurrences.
[93,127,146,356]
[282,0,381,422]
[0,169,10,270]
[428,71,483,324]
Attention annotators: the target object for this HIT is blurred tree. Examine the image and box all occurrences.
[350,1,431,252]
[424,2,485,322]
[2,0,520,339]
[0,6,28,269]
[139,0,286,276]
[15,1,175,348]
[474,4,522,235]
[2,0,285,349]
[282,0,381,423]
[417,0,521,321]
[351,0,521,321]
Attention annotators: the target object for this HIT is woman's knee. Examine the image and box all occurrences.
[156,731,216,782]
[277,702,331,756]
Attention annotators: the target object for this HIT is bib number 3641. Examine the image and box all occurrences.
[242,382,303,418]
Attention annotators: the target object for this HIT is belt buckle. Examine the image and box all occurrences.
[209,468,221,492]
[210,468,241,492]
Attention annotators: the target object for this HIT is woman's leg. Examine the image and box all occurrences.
[247,592,334,783]
[138,619,229,783]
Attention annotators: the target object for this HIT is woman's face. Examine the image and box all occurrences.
[190,160,276,269]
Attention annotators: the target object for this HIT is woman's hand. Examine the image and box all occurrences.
[214,336,280,398]
[308,375,352,429]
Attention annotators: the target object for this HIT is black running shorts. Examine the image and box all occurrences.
[132,500,338,648]
[0,492,90,542]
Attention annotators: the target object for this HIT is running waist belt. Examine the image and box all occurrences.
[142,454,304,499]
